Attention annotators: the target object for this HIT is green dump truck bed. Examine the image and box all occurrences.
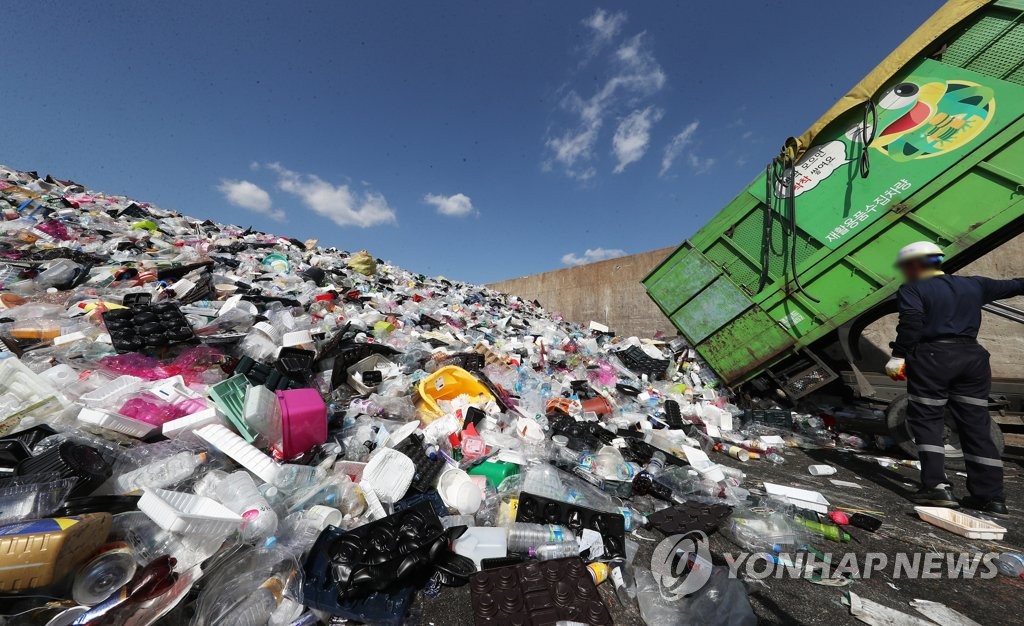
[643,0,1024,387]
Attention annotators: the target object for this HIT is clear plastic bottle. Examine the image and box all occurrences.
[646,451,666,477]
[218,574,284,626]
[531,541,580,561]
[268,509,336,558]
[995,552,1024,578]
[611,561,636,603]
[506,523,576,553]
[216,471,279,541]
[272,454,335,493]
[114,451,208,494]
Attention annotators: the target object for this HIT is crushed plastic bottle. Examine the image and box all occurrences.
[113,451,208,494]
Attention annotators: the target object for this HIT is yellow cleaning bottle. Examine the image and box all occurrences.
[0,513,112,592]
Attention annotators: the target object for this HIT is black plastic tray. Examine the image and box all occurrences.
[469,557,612,625]
[102,301,194,354]
[515,491,625,559]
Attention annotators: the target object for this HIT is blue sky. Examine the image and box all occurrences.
[3,1,938,284]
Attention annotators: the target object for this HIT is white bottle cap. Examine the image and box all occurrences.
[306,505,343,528]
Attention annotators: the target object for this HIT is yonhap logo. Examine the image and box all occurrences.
[650,531,714,600]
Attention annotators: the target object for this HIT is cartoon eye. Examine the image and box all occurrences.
[879,82,920,110]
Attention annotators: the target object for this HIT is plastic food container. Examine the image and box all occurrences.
[914,506,1007,540]
[161,407,224,438]
[416,366,495,422]
[209,375,254,441]
[138,488,241,536]
[243,384,281,441]
[0,473,76,524]
[764,482,830,514]
[0,357,63,418]
[347,354,395,395]
[362,448,415,504]
[79,375,144,406]
[274,388,327,459]
[78,407,159,438]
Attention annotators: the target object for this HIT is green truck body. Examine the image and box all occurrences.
[643,1,1024,388]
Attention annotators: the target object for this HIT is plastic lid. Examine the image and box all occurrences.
[387,420,420,448]
[452,480,482,515]
[72,547,137,605]
[252,321,279,339]
[307,505,343,528]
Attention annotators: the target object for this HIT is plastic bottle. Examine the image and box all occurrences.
[217,574,285,626]
[611,560,636,604]
[215,471,279,541]
[646,451,666,477]
[794,517,850,542]
[530,541,580,560]
[114,451,208,494]
[268,507,341,557]
[995,552,1024,578]
[630,452,676,503]
[618,505,648,531]
[506,523,576,553]
[593,445,633,481]
[0,514,112,592]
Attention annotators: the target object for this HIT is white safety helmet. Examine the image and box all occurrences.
[896,241,944,265]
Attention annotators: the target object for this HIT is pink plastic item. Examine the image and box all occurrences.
[273,388,327,460]
[461,435,487,460]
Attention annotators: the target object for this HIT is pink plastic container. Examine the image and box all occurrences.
[274,388,327,459]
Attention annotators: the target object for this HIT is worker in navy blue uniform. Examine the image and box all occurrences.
[886,241,1024,516]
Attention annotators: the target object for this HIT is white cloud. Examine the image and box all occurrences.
[612,107,663,173]
[582,8,626,47]
[217,179,285,221]
[261,163,397,228]
[660,121,699,176]
[561,247,627,266]
[687,153,716,175]
[545,28,666,179]
[423,192,475,217]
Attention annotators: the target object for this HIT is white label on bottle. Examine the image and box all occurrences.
[611,567,625,588]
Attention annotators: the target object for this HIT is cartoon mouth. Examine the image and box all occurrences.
[880,101,932,136]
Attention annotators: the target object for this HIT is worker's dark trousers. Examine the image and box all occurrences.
[906,342,1004,501]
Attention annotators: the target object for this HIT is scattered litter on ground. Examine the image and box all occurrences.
[0,164,1019,625]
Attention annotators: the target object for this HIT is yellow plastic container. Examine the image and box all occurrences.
[417,366,495,423]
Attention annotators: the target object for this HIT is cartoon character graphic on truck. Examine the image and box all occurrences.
[871,78,995,161]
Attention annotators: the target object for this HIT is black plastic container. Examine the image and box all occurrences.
[515,491,626,559]
[16,441,112,497]
[469,557,612,625]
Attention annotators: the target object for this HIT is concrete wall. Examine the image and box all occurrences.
[491,233,1024,377]
[488,247,678,339]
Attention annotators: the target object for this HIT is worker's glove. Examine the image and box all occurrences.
[885,357,906,381]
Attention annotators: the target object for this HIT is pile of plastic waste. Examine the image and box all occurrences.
[3,163,938,625]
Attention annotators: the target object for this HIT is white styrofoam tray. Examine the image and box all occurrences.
[139,488,241,536]
[78,407,158,438]
[914,506,1007,540]
[763,482,830,514]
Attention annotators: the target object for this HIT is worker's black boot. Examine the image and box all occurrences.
[908,484,959,507]
[959,495,1008,517]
